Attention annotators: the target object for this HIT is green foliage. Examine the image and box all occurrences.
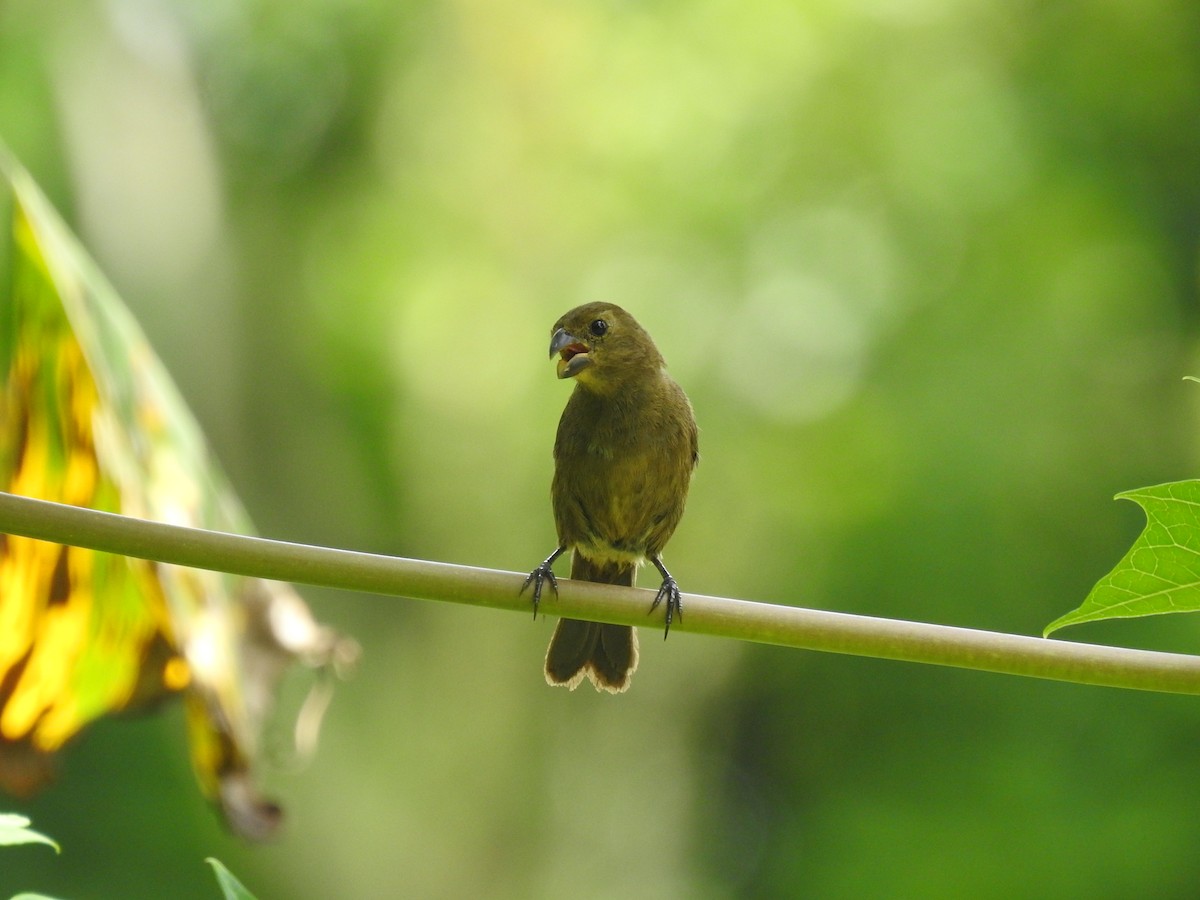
[1,814,256,900]
[3,0,1200,897]
[1047,481,1200,635]
[205,859,259,900]
[2,814,59,900]
[0,814,58,853]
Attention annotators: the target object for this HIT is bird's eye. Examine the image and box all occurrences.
[589,319,608,337]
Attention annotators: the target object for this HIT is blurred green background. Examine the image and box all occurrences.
[3,0,1200,896]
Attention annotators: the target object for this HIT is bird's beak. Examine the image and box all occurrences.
[549,327,593,379]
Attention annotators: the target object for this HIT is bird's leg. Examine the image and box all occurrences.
[521,546,566,618]
[649,555,682,639]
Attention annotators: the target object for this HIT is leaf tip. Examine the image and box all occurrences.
[206,857,259,900]
[0,813,61,853]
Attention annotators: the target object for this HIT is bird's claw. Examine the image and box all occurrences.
[521,563,559,619]
[649,576,682,639]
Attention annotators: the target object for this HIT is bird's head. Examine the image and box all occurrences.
[548,303,664,392]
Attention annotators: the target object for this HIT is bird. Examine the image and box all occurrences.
[522,302,698,693]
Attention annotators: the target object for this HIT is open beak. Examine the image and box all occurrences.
[549,327,593,379]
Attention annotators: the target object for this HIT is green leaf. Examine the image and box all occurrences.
[0,813,59,853]
[205,858,259,900]
[1045,480,1200,635]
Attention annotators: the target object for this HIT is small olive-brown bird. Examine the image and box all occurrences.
[523,302,698,693]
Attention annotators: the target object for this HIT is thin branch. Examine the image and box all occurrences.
[2,490,1200,695]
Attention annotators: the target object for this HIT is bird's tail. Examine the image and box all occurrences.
[544,555,639,693]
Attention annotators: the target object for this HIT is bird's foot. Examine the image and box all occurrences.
[649,575,682,639]
[521,549,564,618]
